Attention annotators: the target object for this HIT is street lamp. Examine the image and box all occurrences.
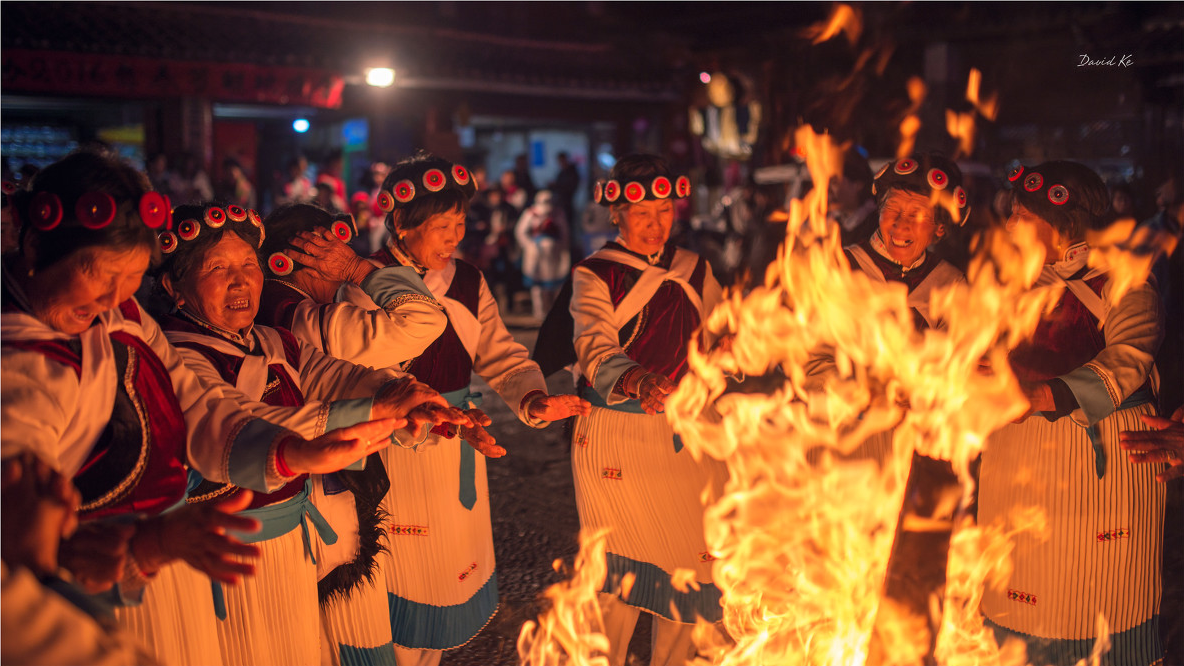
[365,68,396,88]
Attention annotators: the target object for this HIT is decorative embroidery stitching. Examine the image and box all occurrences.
[574,434,588,448]
[385,292,444,312]
[1084,362,1120,408]
[80,346,151,512]
[1006,588,1037,606]
[602,467,623,480]
[458,562,478,581]
[390,524,430,536]
[699,551,717,562]
[1096,528,1130,542]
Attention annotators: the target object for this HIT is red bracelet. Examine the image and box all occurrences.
[275,437,296,477]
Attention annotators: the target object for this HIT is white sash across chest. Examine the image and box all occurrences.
[164,326,299,400]
[589,247,703,332]
[846,245,961,329]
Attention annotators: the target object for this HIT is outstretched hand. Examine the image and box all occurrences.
[1120,406,1184,482]
[285,227,374,285]
[636,373,676,415]
[459,409,505,458]
[527,394,592,422]
[285,418,404,475]
[132,490,262,585]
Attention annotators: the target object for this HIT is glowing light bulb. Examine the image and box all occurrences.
[365,68,396,88]
[699,71,712,84]
[292,119,310,133]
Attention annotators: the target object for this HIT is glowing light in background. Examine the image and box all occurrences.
[700,71,712,84]
[292,118,310,133]
[365,67,396,88]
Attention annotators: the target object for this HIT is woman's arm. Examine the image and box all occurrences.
[570,265,640,404]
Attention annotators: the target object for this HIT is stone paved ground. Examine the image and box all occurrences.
[444,324,654,666]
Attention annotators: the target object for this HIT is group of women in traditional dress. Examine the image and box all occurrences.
[0,144,1175,666]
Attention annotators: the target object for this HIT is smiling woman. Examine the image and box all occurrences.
[1,152,404,666]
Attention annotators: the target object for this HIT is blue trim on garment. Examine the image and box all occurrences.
[227,417,291,492]
[602,552,722,623]
[388,572,498,649]
[441,387,483,510]
[361,265,435,305]
[339,641,398,666]
[1060,365,1122,426]
[577,383,684,453]
[522,274,566,289]
[592,355,640,405]
[327,395,380,471]
[985,613,1161,665]
[1041,386,1155,479]
[208,479,337,621]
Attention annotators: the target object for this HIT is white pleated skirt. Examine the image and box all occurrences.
[206,526,322,666]
[378,434,496,650]
[114,560,223,666]
[571,406,727,622]
[320,572,397,666]
[978,403,1165,647]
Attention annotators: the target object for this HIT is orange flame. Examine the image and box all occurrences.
[804,3,862,46]
[898,77,927,159]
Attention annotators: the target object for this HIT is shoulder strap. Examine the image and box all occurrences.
[424,261,481,362]
[1061,277,1109,325]
[846,245,887,284]
[596,248,703,330]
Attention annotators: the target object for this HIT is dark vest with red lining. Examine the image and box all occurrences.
[2,299,188,520]
[1009,274,1110,384]
[161,315,308,509]
[577,242,709,384]
[369,250,482,394]
[844,239,946,331]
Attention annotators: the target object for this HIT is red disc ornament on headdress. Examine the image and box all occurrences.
[1048,184,1069,206]
[158,231,179,254]
[423,169,446,192]
[247,209,264,245]
[1023,173,1043,192]
[451,165,470,186]
[226,205,247,222]
[393,180,415,203]
[1,181,17,195]
[30,192,63,231]
[593,182,604,204]
[139,192,171,229]
[624,182,645,203]
[652,177,672,199]
[268,252,294,276]
[331,220,354,242]
[894,159,918,175]
[675,176,691,198]
[926,168,949,190]
[204,207,226,228]
[1007,165,1024,182]
[954,186,968,209]
[76,192,117,229]
[376,190,395,213]
[604,180,621,202]
[177,218,201,241]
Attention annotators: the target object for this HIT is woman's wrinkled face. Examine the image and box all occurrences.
[877,189,945,266]
[616,199,674,256]
[28,244,152,335]
[168,232,263,335]
[401,208,465,271]
[1005,201,1061,264]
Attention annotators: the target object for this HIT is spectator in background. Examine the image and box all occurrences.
[516,190,569,321]
[313,181,344,215]
[480,187,522,312]
[551,151,582,262]
[170,152,214,204]
[828,151,877,246]
[513,153,537,203]
[317,150,347,213]
[1111,181,1137,221]
[277,155,313,206]
[500,169,528,213]
[366,161,390,218]
[351,191,380,255]
[218,157,257,210]
[145,153,173,199]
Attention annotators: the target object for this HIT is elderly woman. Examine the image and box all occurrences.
[0,151,399,666]
[978,161,1165,665]
[275,153,589,666]
[153,203,464,665]
[566,153,725,666]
